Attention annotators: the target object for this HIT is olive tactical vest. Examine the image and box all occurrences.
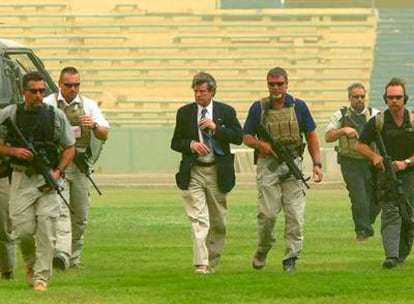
[57,95,90,152]
[260,97,301,148]
[337,106,371,159]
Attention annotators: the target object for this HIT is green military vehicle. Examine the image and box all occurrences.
[0,38,57,108]
[0,38,103,165]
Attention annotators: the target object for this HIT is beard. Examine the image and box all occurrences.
[271,93,283,100]
[353,103,365,113]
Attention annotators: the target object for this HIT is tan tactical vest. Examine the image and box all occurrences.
[260,97,301,147]
[337,107,371,159]
[57,95,90,151]
[375,110,414,132]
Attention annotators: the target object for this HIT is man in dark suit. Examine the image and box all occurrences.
[171,72,243,274]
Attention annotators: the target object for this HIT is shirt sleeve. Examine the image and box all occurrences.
[54,108,76,147]
[242,101,261,136]
[84,97,110,128]
[295,99,316,133]
[325,110,342,132]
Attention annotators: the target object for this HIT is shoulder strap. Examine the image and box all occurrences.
[339,106,347,120]
[259,97,269,125]
[375,111,384,132]
[409,110,414,127]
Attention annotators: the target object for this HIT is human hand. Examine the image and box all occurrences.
[199,118,216,132]
[190,141,211,155]
[372,154,385,171]
[256,141,274,156]
[343,127,358,138]
[11,147,33,160]
[313,166,323,183]
[78,114,95,128]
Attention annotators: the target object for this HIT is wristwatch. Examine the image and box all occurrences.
[313,162,322,169]
[404,159,411,166]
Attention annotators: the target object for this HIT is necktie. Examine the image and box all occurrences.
[200,108,225,155]
[200,108,211,148]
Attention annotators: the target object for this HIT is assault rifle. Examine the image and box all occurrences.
[73,152,102,195]
[376,131,412,222]
[258,124,310,189]
[2,117,74,214]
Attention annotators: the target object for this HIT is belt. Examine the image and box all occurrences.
[195,160,216,167]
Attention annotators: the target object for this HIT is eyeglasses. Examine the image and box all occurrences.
[351,94,366,99]
[63,82,80,88]
[386,95,404,101]
[26,88,46,94]
[267,81,285,87]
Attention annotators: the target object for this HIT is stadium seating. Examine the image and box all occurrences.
[0,1,377,127]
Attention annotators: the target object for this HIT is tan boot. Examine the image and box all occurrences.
[33,280,48,292]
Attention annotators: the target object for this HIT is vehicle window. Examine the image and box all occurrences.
[6,53,54,95]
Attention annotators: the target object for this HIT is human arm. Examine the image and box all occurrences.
[355,141,384,171]
[305,130,323,182]
[171,105,209,155]
[324,109,358,142]
[0,145,33,160]
[79,99,110,141]
[52,145,75,180]
[325,127,359,142]
[78,114,109,141]
[211,105,243,146]
[242,133,273,155]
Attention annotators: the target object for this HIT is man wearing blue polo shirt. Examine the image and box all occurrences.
[243,67,323,272]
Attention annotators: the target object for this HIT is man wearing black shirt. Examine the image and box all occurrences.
[357,77,414,269]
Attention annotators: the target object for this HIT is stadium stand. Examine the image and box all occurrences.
[0,0,377,127]
[369,8,414,109]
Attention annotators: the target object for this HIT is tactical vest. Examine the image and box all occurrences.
[336,106,372,159]
[260,97,302,149]
[375,110,414,133]
[57,95,90,152]
[9,103,59,168]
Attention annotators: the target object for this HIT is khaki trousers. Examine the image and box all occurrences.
[256,157,306,260]
[182,165,227,267]
[0,177,15,273]
[55,162,90,266]
[9,171,60,283]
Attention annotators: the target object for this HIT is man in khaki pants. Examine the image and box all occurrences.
[0,164,14,280]
[171,72,243,274]
[44,66,109,270]
[0,71,75,291]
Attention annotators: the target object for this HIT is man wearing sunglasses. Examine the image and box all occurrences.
[243,67,323,272]
[43,66,110,271]
[357,77,414,269]
[325,83,380,242]
[0,71,75,290]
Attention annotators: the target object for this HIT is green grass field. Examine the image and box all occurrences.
[1,187,412,303]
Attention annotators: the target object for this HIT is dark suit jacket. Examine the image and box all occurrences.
[171,101,243,193]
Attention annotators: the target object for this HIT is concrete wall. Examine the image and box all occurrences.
[95,126,341,180]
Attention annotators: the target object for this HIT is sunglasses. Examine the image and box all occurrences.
[26,88,46,94]
[351,94,366,99]
[63,82,80,88]
[386,95,403,101]
[267,81,285,87]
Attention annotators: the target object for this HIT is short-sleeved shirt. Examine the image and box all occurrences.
[359,109,414,161]
[243,93,316,137]
[43,92,110,128]
[325,106,380,132]
[0,103,76,148]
